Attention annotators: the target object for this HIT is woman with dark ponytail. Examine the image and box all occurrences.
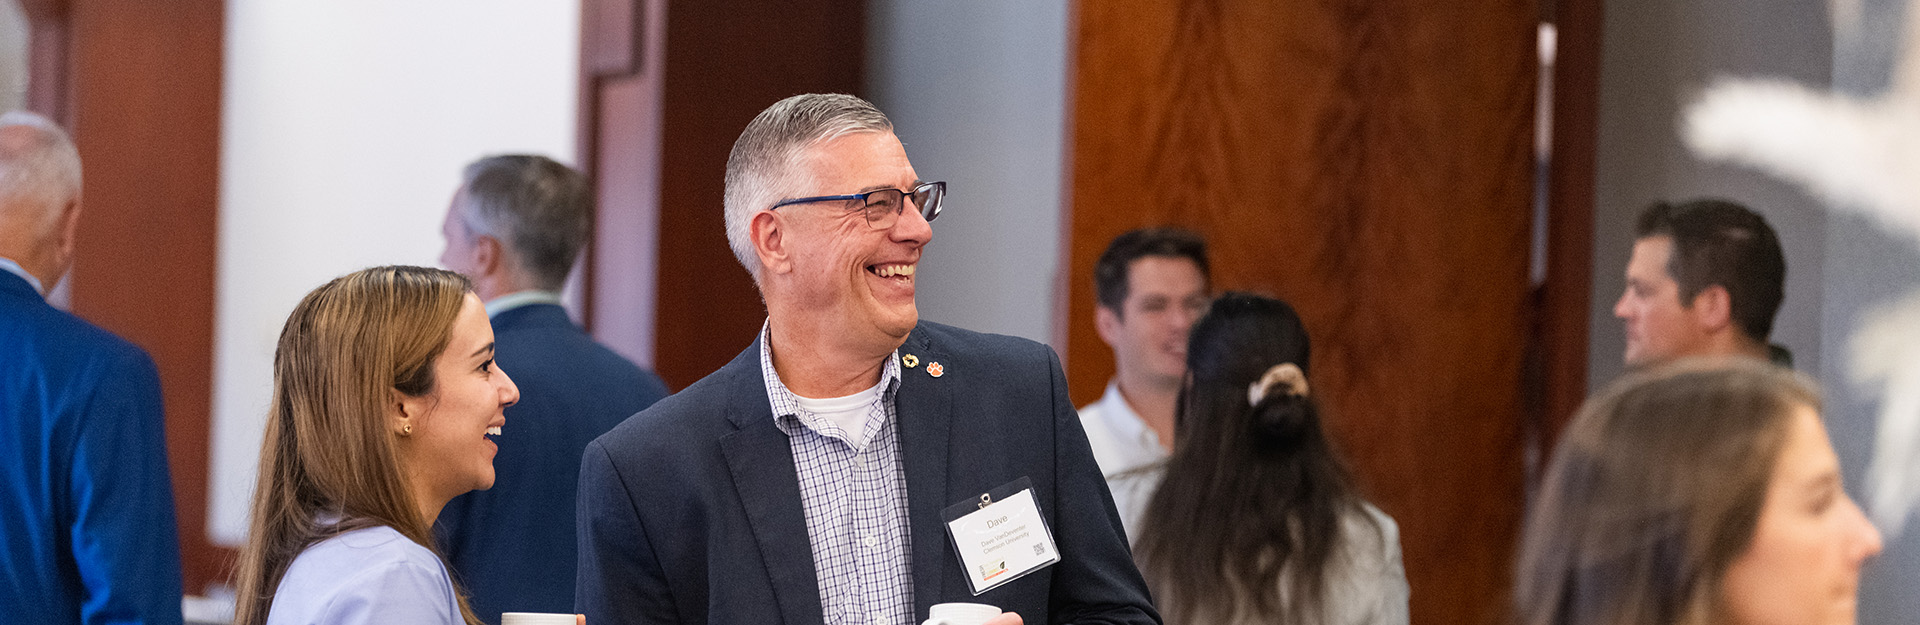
[1130,292,1408,625]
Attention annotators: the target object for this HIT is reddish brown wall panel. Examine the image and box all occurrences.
[64,0,229,593]
[583,0,865,390]
[580,0,665,377]
[22,0,70,124]
[1068,2,1536,623]
[651,0,865,388]
[1542,0,1601,447]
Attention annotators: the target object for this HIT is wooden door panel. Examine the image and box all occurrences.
[1068,1,1536,623]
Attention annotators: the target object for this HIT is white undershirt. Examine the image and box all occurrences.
[790,377,888,448]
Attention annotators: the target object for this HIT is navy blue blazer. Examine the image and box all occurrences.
[0,270,182,625]
[576,321,1158,625]
[437,303,668,623]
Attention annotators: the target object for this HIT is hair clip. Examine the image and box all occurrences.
[1247,363,1309,405]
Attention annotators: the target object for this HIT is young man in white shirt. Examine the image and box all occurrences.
[1079,228,1210,538]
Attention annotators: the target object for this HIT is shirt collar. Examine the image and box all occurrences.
[484,290,563,318]
[0,257,45,296]
[757,320,903,422]
[1096,378,1161,449]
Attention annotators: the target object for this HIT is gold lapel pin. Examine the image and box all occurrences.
[902,354,920,368]
[927,362,945,378]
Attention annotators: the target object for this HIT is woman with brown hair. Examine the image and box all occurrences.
[1131,292,1408,625]
[232,266,519,625]
[1515,359,1883,625]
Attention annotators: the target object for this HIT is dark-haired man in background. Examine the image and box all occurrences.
[436,154,668,621]
[1613,198,1790,368]
[1078,228,1209,539]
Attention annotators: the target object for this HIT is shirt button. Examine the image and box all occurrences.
[863,535,878,548]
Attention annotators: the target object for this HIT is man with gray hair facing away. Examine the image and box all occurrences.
[435,154,668,622]
[577,94,1156,625]
[0,110,182,624]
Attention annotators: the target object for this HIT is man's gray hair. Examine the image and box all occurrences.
[723,93,893,279]
[454,154,592,291]
[0,110,83,234]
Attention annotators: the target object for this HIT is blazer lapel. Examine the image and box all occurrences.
[896,326,953,615]
[717,340,825,625]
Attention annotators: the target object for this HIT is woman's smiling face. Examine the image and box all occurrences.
[397,293,518,508]
[1720,405,1883,625]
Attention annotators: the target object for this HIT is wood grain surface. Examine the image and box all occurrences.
[57,0,230,593]
[1068,1,1538,623]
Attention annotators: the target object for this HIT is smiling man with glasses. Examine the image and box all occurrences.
[577,94,1158,625]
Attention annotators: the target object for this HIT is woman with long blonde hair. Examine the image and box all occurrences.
[232,266,519,625]
[1515,359,1882,625]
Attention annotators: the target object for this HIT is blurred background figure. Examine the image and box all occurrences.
[433,155,667,622]
[0,110,182,625]
[1613,199,1788,368]
[232,266,517,625]
[1132,292,1408,625]
[1515,360,1881,625]
[1078,227,1210,539]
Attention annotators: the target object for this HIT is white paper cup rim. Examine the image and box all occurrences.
[500,613,576,625]
[929,602,1003,620]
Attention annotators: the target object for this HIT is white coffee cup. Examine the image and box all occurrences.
[501,613,577,625]
[922,602,1003,625]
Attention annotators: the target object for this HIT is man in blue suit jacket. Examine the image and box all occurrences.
[576,94,1157,625]
[437,155,668,622]
[0,111,182,624]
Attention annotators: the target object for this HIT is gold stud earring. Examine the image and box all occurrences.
[402,424,412,436]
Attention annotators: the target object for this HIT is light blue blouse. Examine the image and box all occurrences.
[266,525,464,625]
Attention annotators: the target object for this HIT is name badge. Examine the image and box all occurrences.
[941,477,1061,595]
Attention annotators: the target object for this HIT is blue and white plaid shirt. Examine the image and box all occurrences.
[759,326,916,625]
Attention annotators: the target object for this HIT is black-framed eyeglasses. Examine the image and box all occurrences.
[769,181,945,230]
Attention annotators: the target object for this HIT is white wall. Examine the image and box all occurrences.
[867,0,1071,348]
[210,0,579,546]
[1,0,27,112]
